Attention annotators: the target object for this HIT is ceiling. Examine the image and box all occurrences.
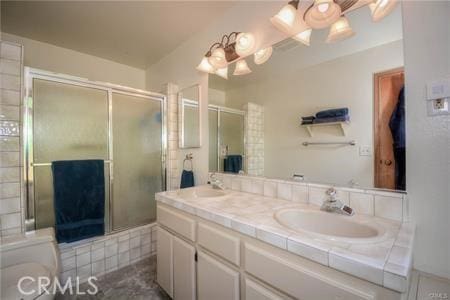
[1,1,234,69]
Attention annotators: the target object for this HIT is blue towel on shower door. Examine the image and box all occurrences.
[223,155,243,173]
[52,160,105,243]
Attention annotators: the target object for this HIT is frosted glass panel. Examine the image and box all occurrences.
[33,79,109,229]
[219,112,244,171]
[33,79,108,162]
[208,109,218,172]
[112,93,162,230]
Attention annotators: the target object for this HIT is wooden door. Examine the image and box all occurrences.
[157,227,173,298]
[374,68,404,189]
[197,251,240,300]
[173,236,196,300]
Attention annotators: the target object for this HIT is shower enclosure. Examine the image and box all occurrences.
[24,68,166,233]
[208,105,245,173]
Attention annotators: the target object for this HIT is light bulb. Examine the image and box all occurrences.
[208,47,227,69]
[235,32,256,57]
[270,1,298,35]
[233,60,252,76]
[304,0,341,29]
[254,47,273,65]
[292,28,312,46]
[196,56,216,74]
[215,66,228,80]
[326,16,355,43]
[369,0,397,22]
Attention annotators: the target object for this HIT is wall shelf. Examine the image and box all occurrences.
[301,121,350,137]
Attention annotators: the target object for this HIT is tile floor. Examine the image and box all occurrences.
[56,256,169,300]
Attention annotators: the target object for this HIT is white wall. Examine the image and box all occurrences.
[2,33,146,89]
[402,1,450,279]
[146,1,450,279]
[225,41,403,187]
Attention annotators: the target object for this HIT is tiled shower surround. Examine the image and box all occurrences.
[212,172,408,222]
[0,41,23,237]
[59,223,157,283]
[243,102,264,176]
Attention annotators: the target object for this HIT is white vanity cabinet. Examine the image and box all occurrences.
[157,226,196,300]
[156,203,404,300]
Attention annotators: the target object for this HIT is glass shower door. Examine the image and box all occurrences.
[32,79,109,229]
[219,111,245,172]
[111,93,163,230]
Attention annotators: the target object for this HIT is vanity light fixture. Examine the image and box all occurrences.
[270,0,299,35]
[292,28,313,46]
[235,32,257,57]
[304,0,342,29]
[271,0,398,46]
[326,16,355,43]
[369,0,398,22]
[215,66,228,79]
[233,59,252,76]
[254,46,273,65]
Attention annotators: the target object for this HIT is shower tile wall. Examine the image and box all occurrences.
[243,102,264,176]
[164,83,180,191]
[59,223,158,283]
[0,41,23,237]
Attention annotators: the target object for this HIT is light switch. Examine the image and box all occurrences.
[427,79,450,100]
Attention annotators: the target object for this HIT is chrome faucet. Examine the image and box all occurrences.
[210,173,225,190]
[320,187,354,216]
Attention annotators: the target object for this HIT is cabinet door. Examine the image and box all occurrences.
[197,251,240,300]
[157,227,173,297]
[173,236,196,300]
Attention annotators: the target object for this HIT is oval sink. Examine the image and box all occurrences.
[177,187,227,199]
[275,209,386,243]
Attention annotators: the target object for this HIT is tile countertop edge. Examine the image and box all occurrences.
[155,190,415,293]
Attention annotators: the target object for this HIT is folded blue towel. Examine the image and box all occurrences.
[316,108,349,119]
[313,115,350,124]
[180,170,195,189]
[224,155,242,173]
[52,160,105,243]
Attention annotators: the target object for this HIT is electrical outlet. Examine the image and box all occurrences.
[428,98,450,116]
[359,146,371,156]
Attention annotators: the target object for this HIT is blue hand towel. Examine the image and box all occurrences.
[224,155,242,173]
[316,108,349,119]
[313,115,350,124]
[180,170,195,189]
[52,160,105,243]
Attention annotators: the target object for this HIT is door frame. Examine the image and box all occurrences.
[373,67,404,188]
[23,67,167,233]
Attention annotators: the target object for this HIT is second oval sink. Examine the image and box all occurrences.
[275,209,386,243]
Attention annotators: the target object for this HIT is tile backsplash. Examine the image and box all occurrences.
[212,173,408,222]
[0,41,23,237]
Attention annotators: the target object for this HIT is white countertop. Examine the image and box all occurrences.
[156,185,415,293]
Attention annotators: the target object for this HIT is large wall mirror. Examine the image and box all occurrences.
[208,6,405,192]
[179,84,201,148]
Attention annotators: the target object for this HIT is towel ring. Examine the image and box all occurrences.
[183,153,193,171]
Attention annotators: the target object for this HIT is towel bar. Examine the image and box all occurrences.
[302,141,356,146]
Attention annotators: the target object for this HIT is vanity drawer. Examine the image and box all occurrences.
[157,205,196,241]
[197,222,240,266]
[244,243,374,300]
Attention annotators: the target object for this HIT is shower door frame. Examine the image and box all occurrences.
[23,67,167,233]
[208,104,246,172]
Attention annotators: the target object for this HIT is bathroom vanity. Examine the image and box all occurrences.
[155,182,414,300]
